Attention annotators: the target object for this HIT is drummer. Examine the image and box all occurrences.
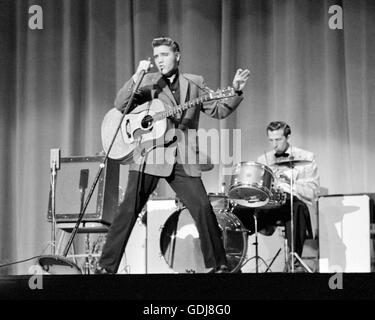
[256,121,320,264]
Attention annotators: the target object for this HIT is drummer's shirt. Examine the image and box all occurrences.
[257,145,320,207]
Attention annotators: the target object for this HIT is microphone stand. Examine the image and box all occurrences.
[38,68,149,275]
[78,172,90,275]
[50,159,57,255]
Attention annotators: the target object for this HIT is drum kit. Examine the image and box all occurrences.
[159,159,313,274]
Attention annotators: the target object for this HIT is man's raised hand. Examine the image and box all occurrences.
[232,68,250,91]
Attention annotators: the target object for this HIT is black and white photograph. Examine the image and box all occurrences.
[0,0,375,310]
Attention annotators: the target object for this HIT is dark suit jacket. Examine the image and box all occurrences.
[114,71,244,177]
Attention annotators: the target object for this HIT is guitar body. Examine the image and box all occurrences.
[101,99,167,163]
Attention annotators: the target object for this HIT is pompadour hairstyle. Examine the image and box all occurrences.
[266,121,291,137]
[151,37,180,53]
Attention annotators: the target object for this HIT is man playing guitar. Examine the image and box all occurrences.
[96,36,250,274]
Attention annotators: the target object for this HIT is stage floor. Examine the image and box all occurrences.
[1,273,374,300]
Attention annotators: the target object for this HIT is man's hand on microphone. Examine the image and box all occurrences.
[133,59,153,82]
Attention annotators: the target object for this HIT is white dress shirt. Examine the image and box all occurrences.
[257,145,320,207]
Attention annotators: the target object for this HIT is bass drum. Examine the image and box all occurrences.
[159,207,247,273]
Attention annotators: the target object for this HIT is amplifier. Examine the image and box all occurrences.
[318,194,375,272]
[47,156,119,226]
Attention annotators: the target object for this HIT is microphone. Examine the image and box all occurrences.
[50,148,60,170]
[79,169,89,191]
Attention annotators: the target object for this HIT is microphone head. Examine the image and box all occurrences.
[50,148,60,170]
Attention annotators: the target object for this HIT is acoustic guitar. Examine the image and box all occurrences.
[101,87,236,163]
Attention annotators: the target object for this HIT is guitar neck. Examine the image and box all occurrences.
[153,92,214,121]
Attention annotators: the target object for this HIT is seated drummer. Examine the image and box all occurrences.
[236,121,320,260]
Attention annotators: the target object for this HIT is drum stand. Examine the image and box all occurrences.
[253,212,264,272]
[286,163,312,273]
[241,211,275,273]
[232,203,281,273]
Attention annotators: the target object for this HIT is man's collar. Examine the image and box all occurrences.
[163,69,179,84]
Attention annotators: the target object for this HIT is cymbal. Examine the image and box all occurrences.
[272,159,312,167]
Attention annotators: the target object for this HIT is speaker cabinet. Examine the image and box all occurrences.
[47,156,119,226]
[318,194,374,272]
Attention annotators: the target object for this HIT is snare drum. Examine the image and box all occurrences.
[228,162,274,207]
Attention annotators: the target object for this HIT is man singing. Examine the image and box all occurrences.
[96,37,250,274]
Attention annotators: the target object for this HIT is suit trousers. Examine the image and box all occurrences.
[233,195,312,257]
[99,163,227,273]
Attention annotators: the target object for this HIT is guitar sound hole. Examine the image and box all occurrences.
[141,115,154,130]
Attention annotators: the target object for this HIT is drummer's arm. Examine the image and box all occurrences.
[293,159,320,203]
[275,160,319,204]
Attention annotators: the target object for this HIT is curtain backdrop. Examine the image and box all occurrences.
[1,0,374,274]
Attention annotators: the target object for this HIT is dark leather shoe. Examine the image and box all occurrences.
[94,266,112,274]
[215,265,230,273]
